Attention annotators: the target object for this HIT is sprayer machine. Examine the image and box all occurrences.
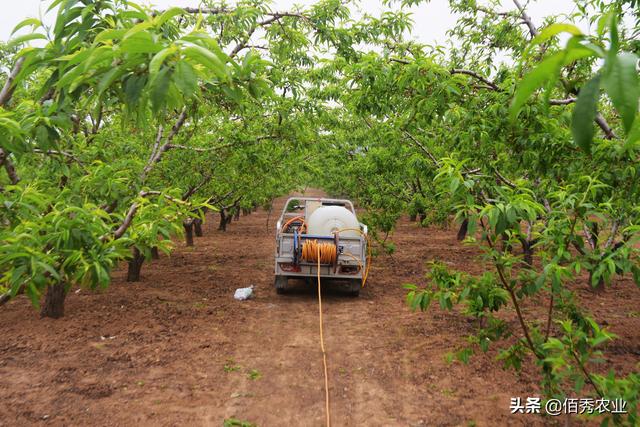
[274,197,370,296]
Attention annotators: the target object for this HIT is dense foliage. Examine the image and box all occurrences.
[0,0,341,315]
[309,0,640,424]
[1,0,639,424]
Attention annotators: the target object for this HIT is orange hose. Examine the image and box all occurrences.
[282,215,306,233]
[301,240,337,264]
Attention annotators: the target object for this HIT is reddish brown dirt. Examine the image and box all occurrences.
[1,191,639,426]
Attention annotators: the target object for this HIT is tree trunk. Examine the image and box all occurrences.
[184,220,194,246]
[127,247,145,282]
[151,246,160,260]
[234,208,240,221]
[40,282,67,318]
[457,218,469,241]
[522,241,534,267]
[266,205,273,230]
[409,213,417,222]
[418,212,426,223]
[194,218,203,237]
[218,209,227,231]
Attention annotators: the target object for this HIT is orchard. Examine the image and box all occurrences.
[0,0,639,425]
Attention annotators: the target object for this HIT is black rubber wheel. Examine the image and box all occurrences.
[275,276,287,294]
[348,279,362,297]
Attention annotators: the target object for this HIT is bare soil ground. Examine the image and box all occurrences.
[1,190,639,426]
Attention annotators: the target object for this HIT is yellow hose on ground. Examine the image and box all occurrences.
[317,244,331,427]
[305,229,371,426]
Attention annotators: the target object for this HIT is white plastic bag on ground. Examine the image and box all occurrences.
[234,285,254,301]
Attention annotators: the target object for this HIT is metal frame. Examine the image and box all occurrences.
[274,197,367,282]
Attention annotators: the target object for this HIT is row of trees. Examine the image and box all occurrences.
[307,0,640,424]
[0,0,359,317]
[0,0,423,315]
[1,0,639,424]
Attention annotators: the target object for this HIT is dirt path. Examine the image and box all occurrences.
[1,191,639,426]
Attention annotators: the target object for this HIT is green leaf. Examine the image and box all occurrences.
[7,33,47,49]
[173,60,198,98]
[25,282,41,309]
[149,46,177,76]
[120,31,161,54]
[11,18,42,35]
[602,53,639,133]
[46,0,66,12]
[57,48,92,67]
[526,23,582,57]
[149,68,171,113]
[511,46,597,120]
[123,21,153,40]
[608,13,619,55]
[156,7,184,27]
[54,6,82,40]
[510,52,565,120]
[82,46,115,71]
[222,85,242,103]
[95,29,128,44]
[571,74,601,154]
[124,74,148,108]
[183,45,227,79]
[97,67,123,95]
[626,118,640,147]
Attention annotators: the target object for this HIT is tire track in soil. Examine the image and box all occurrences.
[3,190,639,426]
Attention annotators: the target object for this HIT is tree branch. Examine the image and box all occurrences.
[604,220,620,249]
[401,130,439,164]
[113,200,140,240]
[513,1,618,140]
[33,149,84,166]
[451,69,499,91]
[482,218,541,359]
[570,347,604,398]
[167,143,229,152]
[544,293,554,341]
[0,58,26,184]
[0,57,25,107]
[182,7,231,15]
[389,57,410,64]
[230,26,258,58]
[476,5,514,17]
[512,0,538,38]
[147,125,164,167]
[494,169,516,189]
[549,97,577,105]
[140,109,187,182]
[0,148,20,184]
[595,113,617,139]
[583,223,597,250]
[182,173,214,200]
[111,190,189,240]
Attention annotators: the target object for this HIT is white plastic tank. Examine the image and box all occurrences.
[306,205,360,238]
